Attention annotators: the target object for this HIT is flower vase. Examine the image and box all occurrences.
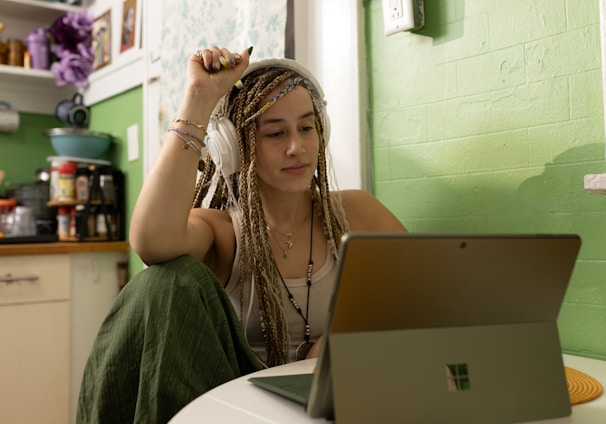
[25,28,50,70]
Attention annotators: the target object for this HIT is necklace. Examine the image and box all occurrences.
[267,226,295,258]
[274,201,314,361]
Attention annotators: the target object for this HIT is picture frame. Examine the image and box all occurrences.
[120,0,138,53]
[92,9,112,70]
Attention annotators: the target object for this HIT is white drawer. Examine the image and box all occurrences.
[0,254,70,305]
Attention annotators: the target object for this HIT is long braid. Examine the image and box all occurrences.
[192,67,347,366]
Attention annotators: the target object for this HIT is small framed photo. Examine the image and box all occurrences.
[120,0,138,53]
[92,9,112,70]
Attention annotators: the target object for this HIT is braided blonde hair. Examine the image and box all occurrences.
[193,66,347,366]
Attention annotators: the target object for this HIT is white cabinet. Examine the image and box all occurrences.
[0,0,145,113]
[0,248,128,424]
[0,0,86,114]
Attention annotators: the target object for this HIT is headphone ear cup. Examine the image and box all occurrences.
[206,117,240,175]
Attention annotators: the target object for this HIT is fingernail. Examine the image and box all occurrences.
[248,46,254,55]
[214,62,221,71]
[229,57,236,65]
[219,56,228,68]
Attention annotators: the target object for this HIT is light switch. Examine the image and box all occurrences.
[127,124,139,162]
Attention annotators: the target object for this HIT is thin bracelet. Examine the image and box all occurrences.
[169,129,202,158]
[167,126,206,147]
[173,117,207,132]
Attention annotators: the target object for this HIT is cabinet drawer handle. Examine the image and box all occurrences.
[0,274,40,283]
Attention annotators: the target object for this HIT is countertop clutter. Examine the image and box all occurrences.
[0,157,125,244]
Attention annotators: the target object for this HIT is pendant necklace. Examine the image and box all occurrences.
[267,226,295,258]
[274,201,314,361]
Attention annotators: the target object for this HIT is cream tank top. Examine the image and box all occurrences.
[225,208,337,363]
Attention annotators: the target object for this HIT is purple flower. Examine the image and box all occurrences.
[48,11,94,87]
[50,53,93,88]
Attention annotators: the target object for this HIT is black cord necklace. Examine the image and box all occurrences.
[274,201,314,361]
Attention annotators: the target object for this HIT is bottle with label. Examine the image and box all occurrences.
[74,204,86,238]
[49,159,65,201]
[69,207,77,238]
[75,167,90,201]
[57,162,77,201]
[99,168,114,203]
[57,207,70,240]
[96,213,108,238]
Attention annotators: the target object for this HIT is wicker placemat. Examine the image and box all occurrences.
[565,366,603,405]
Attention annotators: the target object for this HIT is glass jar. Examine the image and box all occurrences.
[7,39,24,67]
[0,198,17,236]
[10,206,36,236]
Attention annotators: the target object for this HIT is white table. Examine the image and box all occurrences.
[170,354,606,423]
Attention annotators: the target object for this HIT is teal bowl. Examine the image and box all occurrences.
[45,128,112,159]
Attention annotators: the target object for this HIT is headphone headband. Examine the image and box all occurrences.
[241,58,326,101]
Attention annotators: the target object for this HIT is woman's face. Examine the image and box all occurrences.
[254,84,320,195]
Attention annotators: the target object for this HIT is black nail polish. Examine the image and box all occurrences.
[248,46,254,55]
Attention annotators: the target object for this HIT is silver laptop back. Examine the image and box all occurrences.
[307,233,580,423]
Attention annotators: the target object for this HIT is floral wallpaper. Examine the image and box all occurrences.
[158,0,288,131]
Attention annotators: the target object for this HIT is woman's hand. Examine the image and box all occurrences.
[186,46,252,101]
[306,336,323,359]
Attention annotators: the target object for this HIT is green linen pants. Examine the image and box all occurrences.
[76,255,263,424]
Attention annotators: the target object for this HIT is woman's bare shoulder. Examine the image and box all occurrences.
[333,189,407,232]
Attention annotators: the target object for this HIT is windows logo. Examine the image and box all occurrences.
[446,363,471,392]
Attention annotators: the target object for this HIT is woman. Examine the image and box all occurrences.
[77,46,406,423]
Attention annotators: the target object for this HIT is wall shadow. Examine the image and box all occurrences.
[415,0,465,46]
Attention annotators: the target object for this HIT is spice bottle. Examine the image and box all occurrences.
[96,212,108,238]
[57,162,77,201]
[49,158,65,201]
[99,168,114,203]
[57,207,70,240]
[74,204,86,238]
[69,207,77,238]
[75,167,90,201]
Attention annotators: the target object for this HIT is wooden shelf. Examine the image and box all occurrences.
[47,199,111,208]
[0,0,84,22]
[58,236,113,243]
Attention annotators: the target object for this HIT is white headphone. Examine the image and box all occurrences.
[205,58,331,176]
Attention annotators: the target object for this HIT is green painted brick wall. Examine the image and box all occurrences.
[364,0,606,359]
[87,86,145,277]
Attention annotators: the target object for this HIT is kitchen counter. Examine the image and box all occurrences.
[0,241,129,256]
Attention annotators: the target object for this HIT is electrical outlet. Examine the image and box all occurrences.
[584,174,606,195]
[390,0,404,19]
[382,0,425,36]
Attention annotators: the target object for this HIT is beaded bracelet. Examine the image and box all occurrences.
[173,117,207,132]
[167,126,206,147]
[169,129,202,159]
